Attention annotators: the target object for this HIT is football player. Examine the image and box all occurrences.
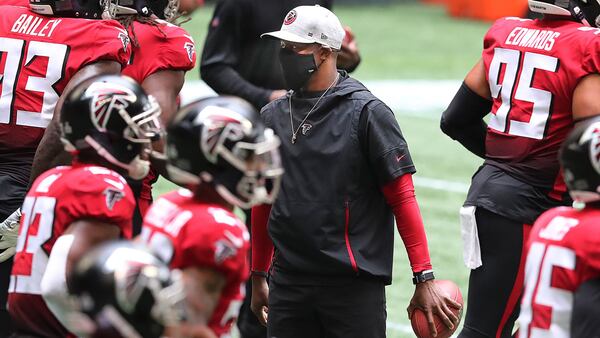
[440,0,600,337]
[7,75,161,337]
[118,2,197,232]
[140,96,284,337]
[517,119,600,337]
[0,0,134,335]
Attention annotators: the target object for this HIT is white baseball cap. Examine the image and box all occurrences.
[262,5,345,50]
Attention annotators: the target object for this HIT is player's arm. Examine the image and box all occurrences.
[143,69,185,177]
[199,0,285,108]
[250,203,273,326]
[40,219,122,335]
[440,58,492,158]
[29,61,122,187]
[360,101,461,335]
[572,74,600,121]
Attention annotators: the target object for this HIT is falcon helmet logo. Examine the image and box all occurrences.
[195,106,251,164]
[104,187,124,210]
[88,82,137,132]
[184,42,195,62]
[284,10,297,25]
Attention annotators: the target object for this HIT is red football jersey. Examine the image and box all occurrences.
[2,0,27,6]
[518,206,600,337]
[482,18,600,197]
[141,189,250,338]
[0,6,131,183]
[121,19,196,204]
[8,164,135,337]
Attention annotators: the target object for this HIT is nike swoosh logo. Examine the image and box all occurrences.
[224,230,244,248]
[396,154,406,162]
[104,178,124,190]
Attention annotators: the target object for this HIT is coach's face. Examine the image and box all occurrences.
[278,41,332,90]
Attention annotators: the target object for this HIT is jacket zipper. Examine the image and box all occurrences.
[344,199,359,273]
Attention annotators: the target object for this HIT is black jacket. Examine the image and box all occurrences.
[261,72,416,285]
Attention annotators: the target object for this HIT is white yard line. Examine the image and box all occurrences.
[180,79,461,115]
[413,176,470,194]
[386,321,415,333]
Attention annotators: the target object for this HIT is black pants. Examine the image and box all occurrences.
[267,278,386,338]
[0,211,12,338]
[571,278,600,338]
[458,208,531,338]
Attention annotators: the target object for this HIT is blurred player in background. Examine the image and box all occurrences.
[0,1,133,335]
[8,75,161,337]
[441,0,600,336]
[517,119,600,337]
[24,0,198,235]
[140,96,284,337]
[118,0,197,233]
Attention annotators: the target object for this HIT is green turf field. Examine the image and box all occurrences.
[155,3,495,337]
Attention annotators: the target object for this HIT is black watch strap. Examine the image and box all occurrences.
[251,270,268,278]
[412,269,435,285]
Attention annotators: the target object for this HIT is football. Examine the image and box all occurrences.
[411,280,464,338]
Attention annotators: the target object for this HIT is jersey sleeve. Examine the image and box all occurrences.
[158,26,196,73]
[89,20,131,67]
[359,101,416,186]
[57,170,135,239]
[177,212,249,280]
[582,35,600,74]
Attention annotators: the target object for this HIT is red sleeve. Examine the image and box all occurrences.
[381,174,432,273]
[60,170,135,239]
[159,26,196,72]
[583,35,600,74]
[177,210,249,281]
[251,204,273,273]
[90,21,131,67]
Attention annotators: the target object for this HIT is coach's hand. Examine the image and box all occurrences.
[0,208,21,263]
[251,275,269,326]
[269,90,287,102]
[407,280,461,337]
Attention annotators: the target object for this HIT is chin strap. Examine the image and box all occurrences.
[84,136,150,180]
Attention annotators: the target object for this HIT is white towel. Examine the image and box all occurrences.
[460,206,482,269]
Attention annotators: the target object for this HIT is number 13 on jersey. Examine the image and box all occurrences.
[0,37,68,128]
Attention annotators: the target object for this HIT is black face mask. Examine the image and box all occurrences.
[279,48,318,91]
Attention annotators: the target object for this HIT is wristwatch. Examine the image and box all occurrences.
[412,269,435,285]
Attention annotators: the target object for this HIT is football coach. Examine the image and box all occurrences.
[249,5,461,338]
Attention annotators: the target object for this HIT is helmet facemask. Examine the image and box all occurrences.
[212,129,283,209]
[166,102,284,209]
